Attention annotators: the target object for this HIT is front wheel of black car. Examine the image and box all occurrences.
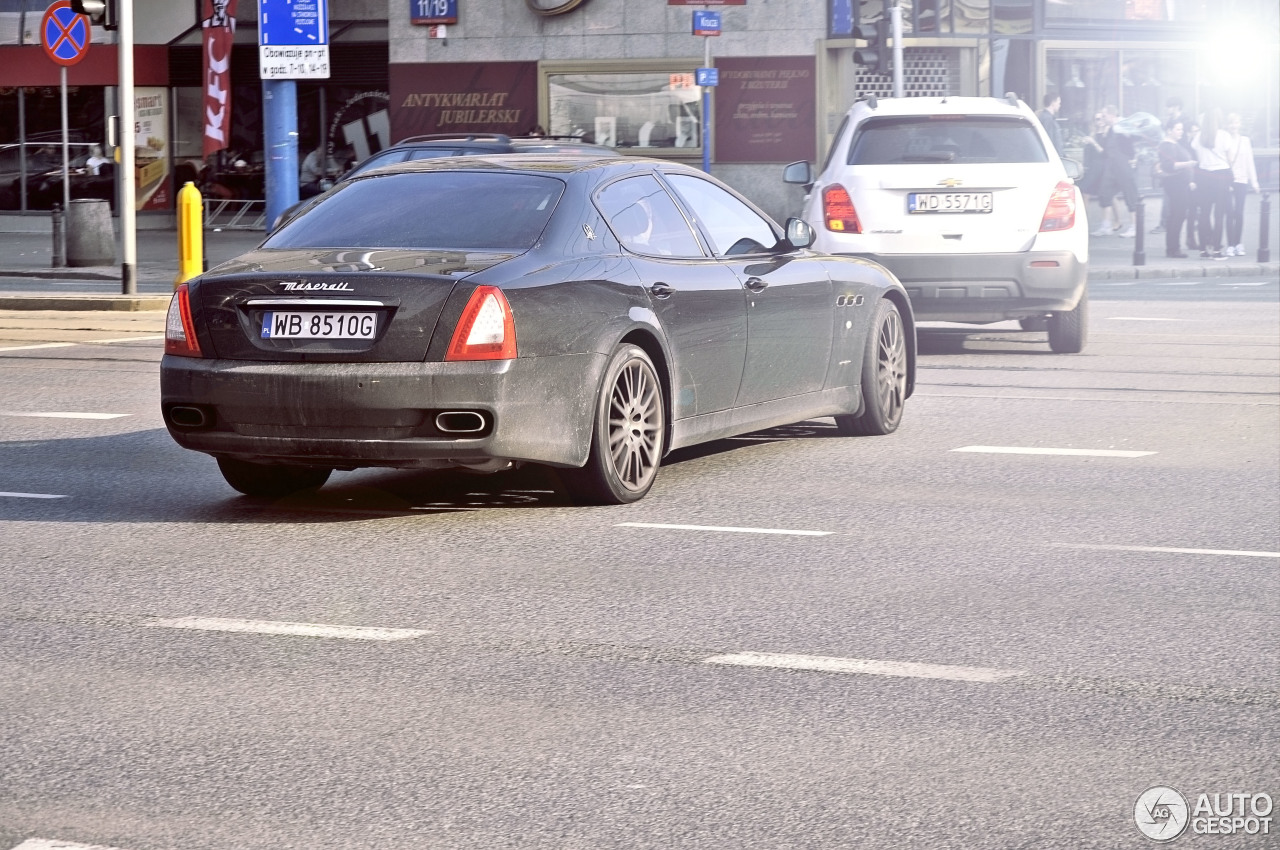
[216,458,332,498]
[836,299,908,437]
[1048,290,1088,354]
[562,344,665,505]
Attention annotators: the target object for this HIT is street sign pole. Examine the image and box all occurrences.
[119,0,136,293]
[703,34,711,174]
[692,8,720,174]
[60,65,70,263]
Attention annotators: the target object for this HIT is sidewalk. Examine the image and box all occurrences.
[1,192,1277,311]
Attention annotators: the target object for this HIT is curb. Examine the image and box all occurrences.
[0,267,120,281]
[1086,262,1278,281]
[0,294,171,311]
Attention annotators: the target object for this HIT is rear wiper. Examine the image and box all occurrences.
[902,152,957,163]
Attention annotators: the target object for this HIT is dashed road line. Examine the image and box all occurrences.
[616,522,832,537]
[151,616,431,641]
[10,840,133,850]
[1,411,130,419]
[0,491,68,500]
[704,652,1025,683]
[952,445,1156,458]
[84,335,165,344]
[0,342,77,352]
[1057,543,1280,559]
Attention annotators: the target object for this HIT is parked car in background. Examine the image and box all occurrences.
[785,95,1090,353]
[163,154,915,503]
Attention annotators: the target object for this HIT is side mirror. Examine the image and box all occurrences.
[1062,158,1082,181]
[783,161,813,186]
[785,217,815,249]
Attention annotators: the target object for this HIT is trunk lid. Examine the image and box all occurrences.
[191,248,517,362]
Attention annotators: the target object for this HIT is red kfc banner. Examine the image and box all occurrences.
[201,0,237,159]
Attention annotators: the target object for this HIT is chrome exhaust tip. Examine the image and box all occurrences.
[435,411,487,434]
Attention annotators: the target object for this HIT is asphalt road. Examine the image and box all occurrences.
[1,278,1277,850]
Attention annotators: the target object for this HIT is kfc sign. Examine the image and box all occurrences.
[202,0,237,158]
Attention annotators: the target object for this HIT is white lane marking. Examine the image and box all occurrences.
[0,342,77,352]
[1219,281,1273,287]
[0,491,68,500]
[1154,281,1205,287]
[11,841,133,850]
[86,335,165,344]
[1057,543,1280,559]
[952,445,1156,457]
[616,522,832,537]
[1106,316,1181,321]
[1,411,130,419]
[705,652,1025,683]
[917,393,1280,406]
[151,616,430,641]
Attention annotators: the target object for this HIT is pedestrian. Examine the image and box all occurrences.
[1036,93,1063,155]
[1191,108,1233,259]
[1156,118,1195,258]
[1152,97,1184,234]
[299,144,337,199]
[1086,106,1139,237]
[85,144,111,176]
[1182,119,1201,251]
[1080,113,1122,235]
[1222,112,1259,257]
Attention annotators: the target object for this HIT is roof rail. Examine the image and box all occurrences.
[1004,92,1019,107]
[394,133,514,144]
[858,95,878,110]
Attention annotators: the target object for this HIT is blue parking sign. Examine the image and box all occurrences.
[696,67,719,87]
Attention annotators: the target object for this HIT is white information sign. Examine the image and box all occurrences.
[259,45,330,79]
[258,0,330,79]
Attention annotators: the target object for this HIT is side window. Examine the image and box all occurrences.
[596,175,704,258]
[665,173,778,257]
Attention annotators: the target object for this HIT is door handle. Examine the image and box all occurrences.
[649,282,675,299]
[745,277,768,292]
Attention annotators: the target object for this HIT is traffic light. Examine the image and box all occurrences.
[70,0,117,31]
[853,19,891,77]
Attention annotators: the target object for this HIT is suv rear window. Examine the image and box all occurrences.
[263,171,565,251]
[848,115,1048,165]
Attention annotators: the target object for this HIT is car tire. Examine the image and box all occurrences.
[562,344,665,505]
[835,298,908,436]
[1047,290,1088,354]
[216,457,332,497]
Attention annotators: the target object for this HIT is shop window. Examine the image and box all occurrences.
[544,64,704,152]
[1046,0,1210,23]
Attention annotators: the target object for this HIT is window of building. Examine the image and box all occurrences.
[542,62,705,153]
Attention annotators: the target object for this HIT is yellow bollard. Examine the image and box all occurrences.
[175,181,204,288]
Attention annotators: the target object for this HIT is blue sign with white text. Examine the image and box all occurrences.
[411,0,457,24]
[258,0,329,46]
[692,10,721,36]
[695,67,719,87]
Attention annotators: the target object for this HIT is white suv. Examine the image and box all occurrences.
[784,95,1089,353]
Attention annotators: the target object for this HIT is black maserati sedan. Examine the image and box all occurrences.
[161,154,916,504]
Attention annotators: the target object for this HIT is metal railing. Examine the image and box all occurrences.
[203,198,266,231]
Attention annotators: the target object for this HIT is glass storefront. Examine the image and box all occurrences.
[545,70,705,151]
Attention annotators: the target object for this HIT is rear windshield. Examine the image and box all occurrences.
[263,171,566,251]
[848,115,1049,165]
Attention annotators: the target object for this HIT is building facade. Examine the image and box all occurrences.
[1,0,1275,222]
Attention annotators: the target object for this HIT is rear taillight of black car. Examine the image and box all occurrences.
[165,283,202,357]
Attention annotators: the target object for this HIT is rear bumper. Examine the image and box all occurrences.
[850,250,1087,322]
[160,353,605,469]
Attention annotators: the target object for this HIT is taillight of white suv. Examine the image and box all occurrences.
[1039,181,1077,232]
[822,184,862,233]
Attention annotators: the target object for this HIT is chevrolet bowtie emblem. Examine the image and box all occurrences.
[937,178,963,188]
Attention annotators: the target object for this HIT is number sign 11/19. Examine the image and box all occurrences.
[411,0,457,25]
